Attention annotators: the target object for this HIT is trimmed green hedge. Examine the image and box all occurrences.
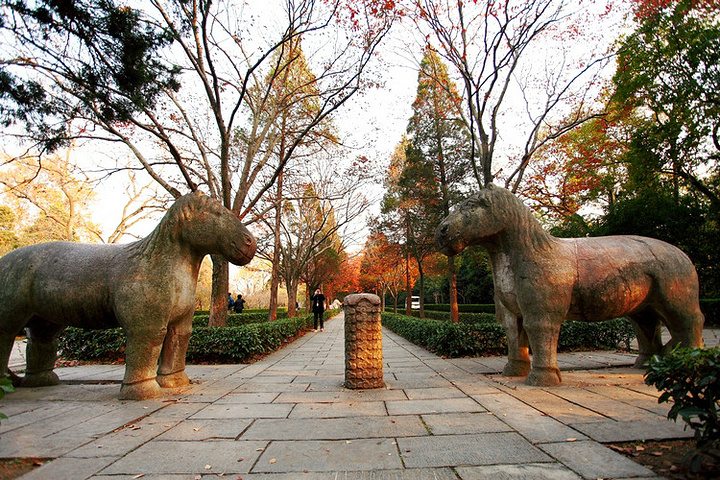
[58,310,337,364]
[382,313,506,357]
[409,310,496,324]
[192,311,288,328]
[423,303,496,313]
[382,313,636,358]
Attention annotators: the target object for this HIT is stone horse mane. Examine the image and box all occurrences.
[478,184,552,252]
[126,191,217,258]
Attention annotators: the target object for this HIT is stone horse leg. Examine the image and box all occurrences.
[523,312,564,386]
[120,323,168,400]
[156,317,192,388]
[628,310,664,368]
[0,324,23,385]
[497,301,531,377]
[22,318,64,387]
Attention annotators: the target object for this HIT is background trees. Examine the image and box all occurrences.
[1,0,397,325]
[409,0,616,190]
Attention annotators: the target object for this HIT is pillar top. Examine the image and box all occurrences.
[343,293,381,307]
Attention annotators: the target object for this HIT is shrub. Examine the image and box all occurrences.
[382,313,506,357]
[644,347,720,470]
[192,311,288,328]
[382,313,635,357]
[58,310,337,364]
[424,303,496,313]
[59,328,126,361]
[0,377,13,425]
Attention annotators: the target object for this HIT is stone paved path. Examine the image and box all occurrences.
[2,314,718,479]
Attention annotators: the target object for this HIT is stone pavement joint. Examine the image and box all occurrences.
[3,313,718,479]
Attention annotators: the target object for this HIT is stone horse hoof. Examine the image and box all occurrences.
[502,360,531,377]
[525,367,562,387]
[21,370,60,388]
[119,378,162,400]
[156,371,190,388]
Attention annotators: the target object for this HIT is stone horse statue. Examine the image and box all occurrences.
[0,191,256,400]
[435,184,704,386]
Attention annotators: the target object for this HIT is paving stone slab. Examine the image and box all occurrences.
[190,402,293,419]
[498,386,606,424]
[470,391,589,444]
[548,386,660,422]
[99,439,266,475]
[252,438,403,473]
[19,456,120,480]
[213,392,280,404]
[289,401,387,418]
[539,440,657,479]
[274,389,406,403]
[569,418,692,443]
[241,416,428,441]
[403,386,467,400]
[585,384,668,416]
[386,397,485,416]
[421,412,513,435]
[156,418,252,440]
[455,462,583,479]
[397,432,552,468]
[67,417,181,457]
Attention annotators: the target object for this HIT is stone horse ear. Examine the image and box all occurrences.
[475,183,495,207]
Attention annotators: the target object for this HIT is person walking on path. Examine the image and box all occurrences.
[311,288,326,331]
[233,294,246,313]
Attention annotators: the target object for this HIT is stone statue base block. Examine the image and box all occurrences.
[344,293,384,389]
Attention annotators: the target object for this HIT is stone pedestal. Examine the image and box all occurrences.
[343,293,384,389]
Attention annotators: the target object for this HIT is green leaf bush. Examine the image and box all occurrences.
[382,313,635,357]
[0,377,13,425]
[58,310,337,364]
[644,347,720,470]
[423,303,496,313]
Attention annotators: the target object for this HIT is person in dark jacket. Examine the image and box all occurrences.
[233,294,246,313]
[311,288,326,331]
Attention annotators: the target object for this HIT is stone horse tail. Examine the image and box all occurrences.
[435,183,704,386]
[0,191,257,400]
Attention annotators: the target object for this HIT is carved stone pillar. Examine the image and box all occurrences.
[343,293,384,389]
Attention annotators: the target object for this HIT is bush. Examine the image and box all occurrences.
[381,313,506,357]
[192,311,288,328]
[0,377,13,425]
[59,328,126,361]
[382,313,635,357]
[644,347,720,470]
[58,310,337,364]
[424,303,496,313]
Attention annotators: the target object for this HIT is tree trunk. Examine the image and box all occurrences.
[268,171,283,322]
[287,277,299,318]
[208,254,229,327]
[449,254,459,323]
[418,264,425,319]
[405,215,412,316]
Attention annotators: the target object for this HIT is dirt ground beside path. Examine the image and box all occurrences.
[610,438,720,479]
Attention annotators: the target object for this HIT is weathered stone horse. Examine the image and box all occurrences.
[435,184,704,386]
[0,191,256,399]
